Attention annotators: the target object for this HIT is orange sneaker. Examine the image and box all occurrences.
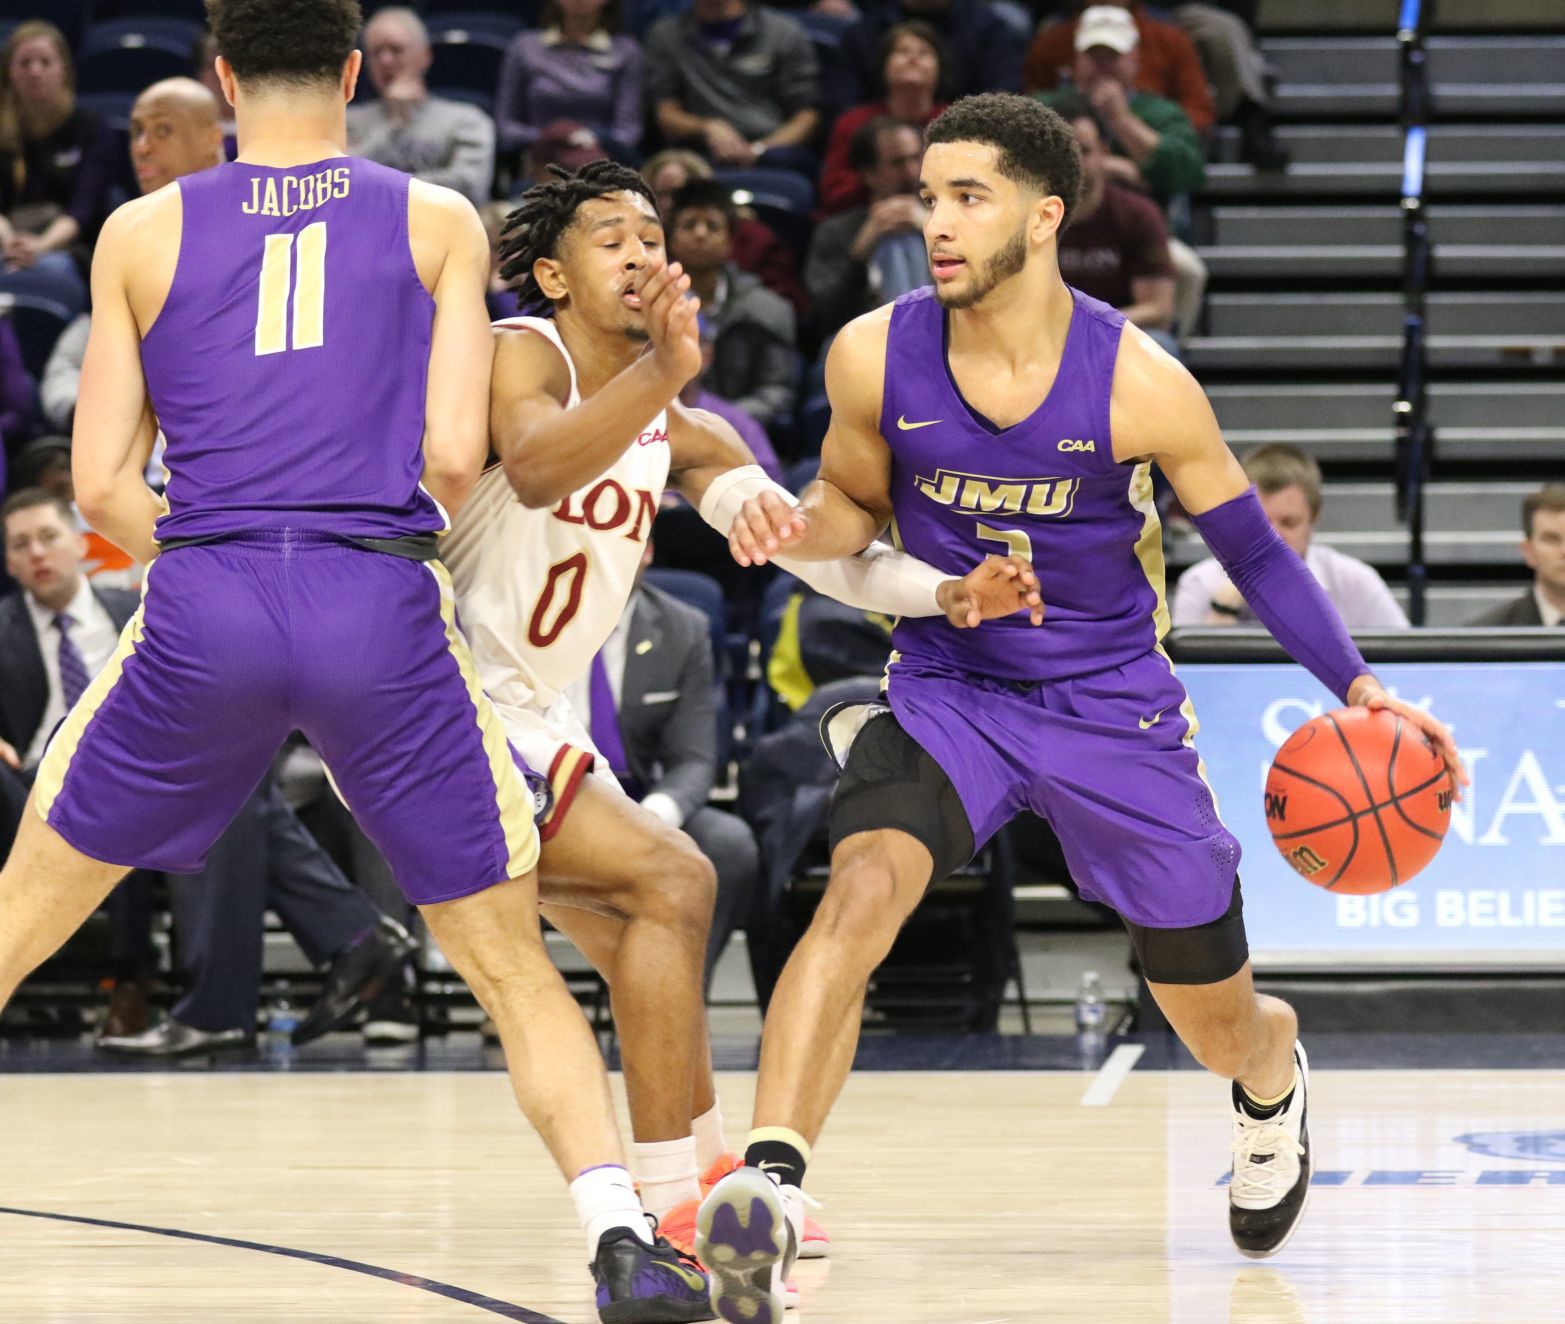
[700,1153,831,1261]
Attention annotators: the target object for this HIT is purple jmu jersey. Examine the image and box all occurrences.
[882,286,1169,682]
[143,158,443,543]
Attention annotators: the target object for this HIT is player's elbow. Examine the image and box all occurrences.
[500,451,562,509]
[421,440,483,514]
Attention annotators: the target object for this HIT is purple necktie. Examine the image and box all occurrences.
[589,649,637,793]
[54,612,91,709]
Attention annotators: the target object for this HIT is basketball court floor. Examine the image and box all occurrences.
[2,1034,1562,1323]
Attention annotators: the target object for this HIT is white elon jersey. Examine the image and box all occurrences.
[442,316,671,712]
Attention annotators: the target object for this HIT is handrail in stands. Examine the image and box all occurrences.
[1393,0,1434,625]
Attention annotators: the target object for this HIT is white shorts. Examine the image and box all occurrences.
[492,691,624,840]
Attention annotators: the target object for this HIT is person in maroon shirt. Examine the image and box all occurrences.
[1054,95,1179,353]
[642,148,808,319]
[817,20,947,218]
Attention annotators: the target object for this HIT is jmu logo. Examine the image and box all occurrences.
[1286,844,1328,876]
[1058,439,1095,453]
[1454,1132,1565,1164]
[913,469,1079,518]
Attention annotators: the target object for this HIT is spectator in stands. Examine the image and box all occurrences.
[0,22,117,302]
[679,318,784,485]
[1172,3,1287,168]
[643,149,806,317]
[1037,7,1205,206]
[644,0,821,173]
[565,555,759,985]
[347,8,495,206]
[666,178,799,433]
[1172,444,1410,628]
[1026,3,1214,136]
[479,201,522,321]
[1054,96,1178,350]
[495,0,644,158]
[35,78,225,449]
[818,20,947,217]
[829,0,1024,111]
[1468,484,1565,627]
[1,488,156,1036]
[805,118,926,330]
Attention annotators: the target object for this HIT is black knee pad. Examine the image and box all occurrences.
[1124,876,1250,985]
[827,710,975,884]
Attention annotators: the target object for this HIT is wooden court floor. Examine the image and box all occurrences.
[2,1066,1563,1322]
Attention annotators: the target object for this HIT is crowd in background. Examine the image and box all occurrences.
[0,2,1558,1047]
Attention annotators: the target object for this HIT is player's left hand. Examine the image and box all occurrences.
[1347,675,1469,801]
[937,554,1045,629]
[729,490,807,567]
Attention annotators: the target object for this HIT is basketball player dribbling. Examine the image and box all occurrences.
[0,3,712,1318]
[696,94,1470,1318]
[438,162,1043,1291]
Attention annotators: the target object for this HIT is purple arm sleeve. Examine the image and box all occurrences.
[1190,486,1371,703]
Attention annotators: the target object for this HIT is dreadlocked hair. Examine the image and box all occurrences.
[497,162,657,312]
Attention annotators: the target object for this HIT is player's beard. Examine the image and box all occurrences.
[935,222,1029,310]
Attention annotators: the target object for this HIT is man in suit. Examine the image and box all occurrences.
[1469,483,1565,627]
[2,489,411,1055]
[567,570,759,987]
[1,488,155,1036]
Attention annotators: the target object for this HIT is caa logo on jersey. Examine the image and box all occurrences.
[637,427,670,447]
[1058,438,1095,453]
[914,469,1080,519]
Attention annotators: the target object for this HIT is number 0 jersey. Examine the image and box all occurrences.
[883,285,1168,683]
[142,158,445,543]
[440,317,671,712]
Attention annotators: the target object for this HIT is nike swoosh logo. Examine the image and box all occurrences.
[897,415,941,431]
[1139,708,1167,730]
[757,1161,791,1174]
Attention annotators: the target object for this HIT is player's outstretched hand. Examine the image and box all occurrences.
[1347,675,1469,801]
[729,490,807,567]
[937,555,1045,629]
[637,259,701,387]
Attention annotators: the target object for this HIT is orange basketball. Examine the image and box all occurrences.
[1263,707,1452,894]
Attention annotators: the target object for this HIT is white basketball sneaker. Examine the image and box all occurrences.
[1229,1041,1311,1258]
[696,1165,800,1321]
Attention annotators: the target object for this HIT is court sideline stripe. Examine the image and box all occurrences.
[1081,1044,1145,1106]
[0,1205,567,1323]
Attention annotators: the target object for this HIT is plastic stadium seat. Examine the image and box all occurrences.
[425,11,526,44]
[76,90,137,131]
[3,286,84,379]
[5,2,86,51]
[420,0,540,21]
[428,23,512,103]
[715,168,816,262]
[77,20,201,95]
[88,0,207,21]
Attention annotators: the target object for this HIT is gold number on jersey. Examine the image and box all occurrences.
[527,552,590,648]
[254,221,327,356]
[975,522,1033,561]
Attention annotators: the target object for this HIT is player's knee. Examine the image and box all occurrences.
[814,848,915,953]
[629,830,716,937]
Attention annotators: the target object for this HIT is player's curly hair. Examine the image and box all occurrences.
[496,162,658,312]
[925,93,1084,227]
[205,0,363,89]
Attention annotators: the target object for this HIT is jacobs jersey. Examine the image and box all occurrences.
[441,316,671,711]
[143,157,444,543]
[883,286,1167,682]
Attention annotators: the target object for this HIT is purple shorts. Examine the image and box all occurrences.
[34,532,539,905]
[885,647,1240,928]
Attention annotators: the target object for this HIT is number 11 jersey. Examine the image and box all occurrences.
[142,157,446,544]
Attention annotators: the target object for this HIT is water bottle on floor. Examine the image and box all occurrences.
[267,982,299,1044]
[1074,970,1105,1035]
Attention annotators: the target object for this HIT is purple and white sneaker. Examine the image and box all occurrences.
[695,1166,799,1324]
[591,1224,713,1323]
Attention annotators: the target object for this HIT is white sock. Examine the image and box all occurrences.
[631,1136,700,1219]
[693,1101,727,1174]
[570,1165,650,1256]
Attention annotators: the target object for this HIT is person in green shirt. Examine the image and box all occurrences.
[1038,3,1204,206]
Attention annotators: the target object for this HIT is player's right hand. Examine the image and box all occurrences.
[637,259,702,387]
[938,555,1045,628]
[729,490,807,567]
